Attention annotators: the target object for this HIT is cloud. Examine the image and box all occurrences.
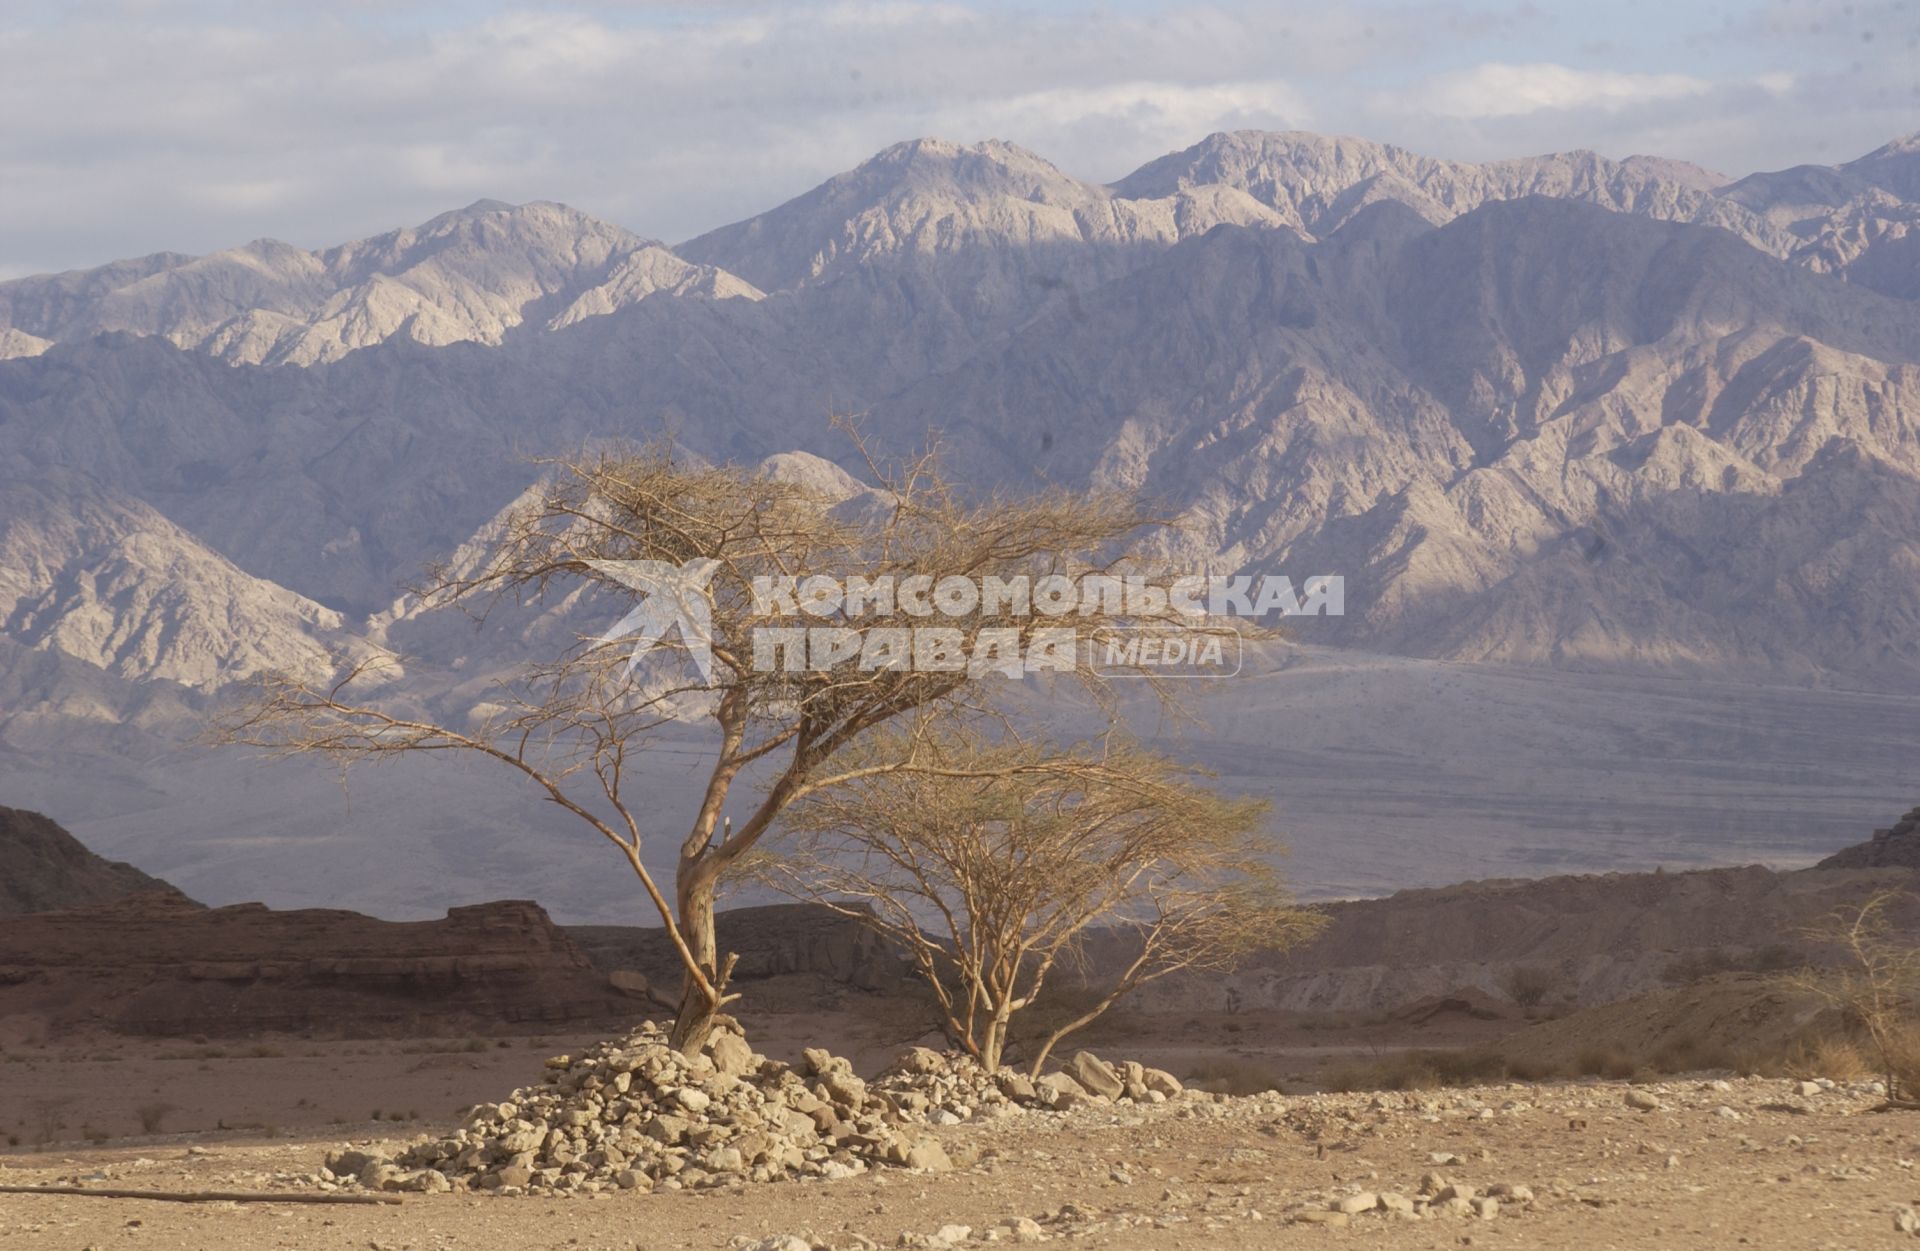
[1397,62,1712,119]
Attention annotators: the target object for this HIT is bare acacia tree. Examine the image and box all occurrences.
[1792,890,1920,1104]
[764,730,1325,1074]
[220,438,1224,1053]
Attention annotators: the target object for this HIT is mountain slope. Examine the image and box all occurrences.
[884,199,1920,681]
[0,804,187,914]
[1111,131,1780,248]
[0,470,357,688]
[0,201,758,365]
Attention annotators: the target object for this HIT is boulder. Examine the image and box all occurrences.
[1068,1051,1124,1100]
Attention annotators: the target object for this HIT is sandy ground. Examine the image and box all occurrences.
[4,1051,1920,1250]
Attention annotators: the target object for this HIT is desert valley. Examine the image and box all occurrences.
[5,9,1920,1245]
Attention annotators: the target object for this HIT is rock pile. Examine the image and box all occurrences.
[873,1047,1188,1121]
[321,1021,953,1196]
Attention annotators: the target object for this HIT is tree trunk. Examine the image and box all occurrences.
[668,858,723,1054]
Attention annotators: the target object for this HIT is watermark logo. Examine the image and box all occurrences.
[1087,626,1244,677]
[590,567,1339,683]
[585,558,720,681]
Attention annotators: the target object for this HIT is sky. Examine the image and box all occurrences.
[0,0,1915,277]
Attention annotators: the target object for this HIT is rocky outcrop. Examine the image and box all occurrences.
[568,903,916,996]
[0,805,186,915]
[1814,804,1920,869]
[0,893,639,1037]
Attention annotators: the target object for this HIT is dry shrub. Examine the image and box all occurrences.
[1645,1036,1731,1074]
[1575,1046,1640,1080]
[1781,1033,1873,1081]
[1501,964,1558,1008]
[1184,1057,1291,1096]
[135,1101,174,1134]
[1323,1049,1508,1093]
[1503,1055,1570,1082]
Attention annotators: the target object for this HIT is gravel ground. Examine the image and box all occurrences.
[5,1074,1920,1250]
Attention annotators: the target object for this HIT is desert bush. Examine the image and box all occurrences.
[80,1125,109,1144]
[1575,1046,1640,1079]
[1502,964,1558,1008]
[1503,1055,1568,1082]
[1323,1048,1509,1093]
[1789,890,1920,1099]
[1781,1032,1873,1081]
[1185,1058,1290,1096]
[135,1102,174,1134]
[1646,1036,1742,1075]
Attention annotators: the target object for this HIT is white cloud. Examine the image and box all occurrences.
[1396,62,1712,119]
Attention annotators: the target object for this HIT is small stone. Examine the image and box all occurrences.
[906,1140,953,1172]
[1624,1090,1661,1112]
[673,1087,713,1113]
[1896,1206,1920,1235]
[1795,1080,1822,1098]
[1378,1193,1415,1215]
[931,1225,972,1247]
[709,1032,757,1078]
[747,1238,811,1251]
[1471,1197,1500,1220]
[1334,1192,1377,1214]
[1292,1211,1349,1227]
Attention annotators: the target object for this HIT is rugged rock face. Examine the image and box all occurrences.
[0,201,758,365]
[0,804,185,914]
[1814,804,1920,869]
[568,903,916,996]
[0,893,639,1037]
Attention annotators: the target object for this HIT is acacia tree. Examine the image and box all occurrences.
[765,731,1325,1074]
[221,440,1221,1052]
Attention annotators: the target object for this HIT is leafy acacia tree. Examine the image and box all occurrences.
[766,731,1325,1074]
[221,441,1218,1052]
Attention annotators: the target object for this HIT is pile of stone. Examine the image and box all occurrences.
[320,1020,952,1196]
[873,1046,1189,1120]
[1297,1175,1534,1226]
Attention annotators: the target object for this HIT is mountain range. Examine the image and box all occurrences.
[5,130,1920,914]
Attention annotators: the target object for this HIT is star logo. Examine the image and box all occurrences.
[584,558,722,683]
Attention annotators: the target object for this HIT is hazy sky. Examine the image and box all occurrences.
[1,0,1915,276]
